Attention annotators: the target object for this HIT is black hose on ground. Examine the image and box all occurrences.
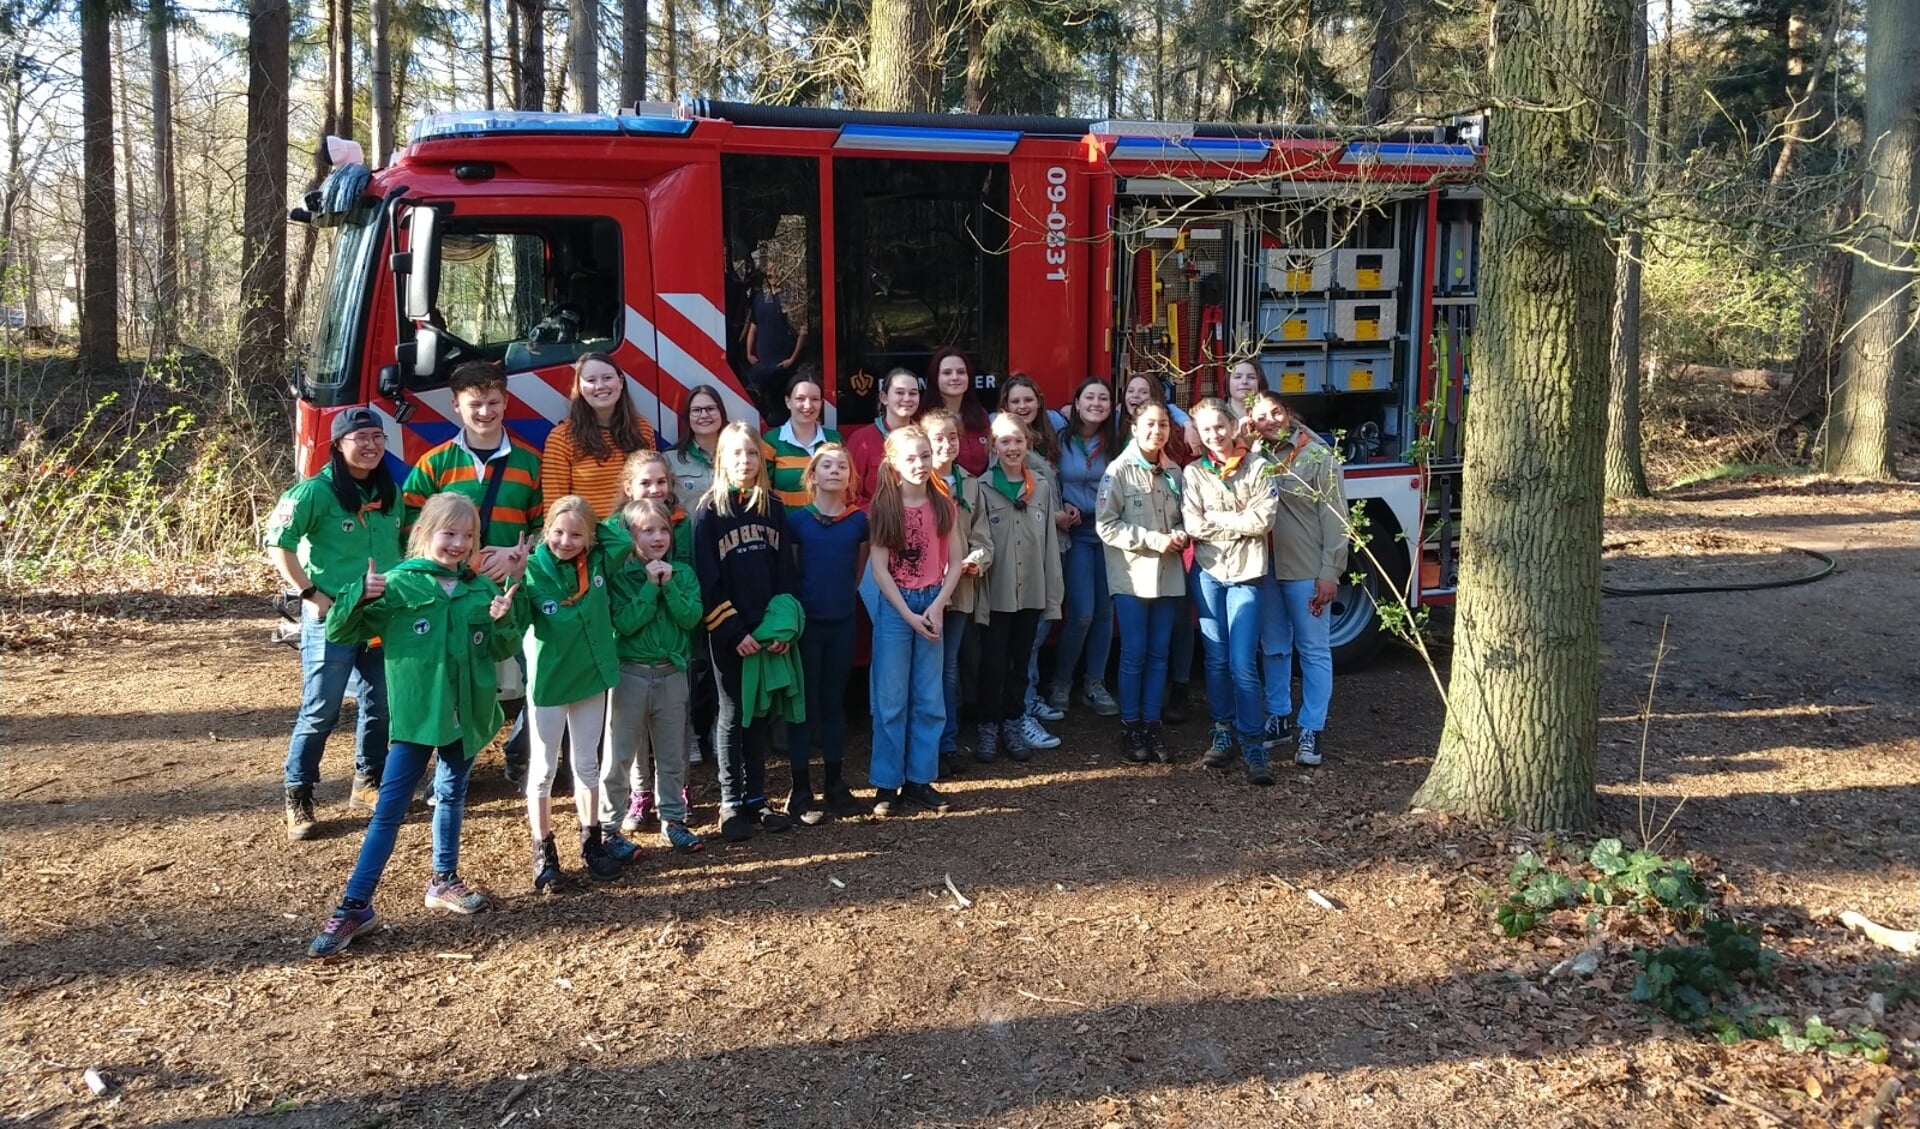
[1600,546,1838,598]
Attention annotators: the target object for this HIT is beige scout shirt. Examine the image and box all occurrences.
[1182,448,1277,584]
[974,466,1064,623]
[1263,428,1349,583]
[942,467,996,617]
[1095,441,1187,599]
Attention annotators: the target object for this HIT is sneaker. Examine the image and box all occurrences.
[1045,683,1071,713]
[903,782,953,814]
[602,828,642,862]
[938,752,968,779]
[424,874,489,915]
[1296,729,1323,768]
[307,903,377,959]
[284,786,318,842]
[1019,715,1061,750]
[755,805,794,834]
[1203,724,1236,769]
[581,827,624,880]
[532,834,563,893]
[1142,721,1172,763]
[349,771,380,812]
[974,721,1001,764]
[789,789,825,826]
[661,821,705,852]
[1083,680,1120,717]
[1245,746,1276,787]
[1026,696,1066,723]
[1263,713,1296,752]
[1002,720,1032,763]
[825,783,868,818]
[720,810,755,842]
[1121,720,1150,763]
[871,788,903,817]
[1163,683,1191,725]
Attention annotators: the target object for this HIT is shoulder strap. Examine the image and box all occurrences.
[475,451,511,544]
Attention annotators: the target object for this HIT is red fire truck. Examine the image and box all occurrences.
[291,99,1481,667]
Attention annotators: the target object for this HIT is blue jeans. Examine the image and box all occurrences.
[1112,593,1176,723]
[283,609,389,788]
[1052,529,1113,690]
[1261,577,1335,731]
[869,584,944,790]
[790,614,854,779]
[1192,569,1265,743]
[343,740,473,904]
[941,609,971,754]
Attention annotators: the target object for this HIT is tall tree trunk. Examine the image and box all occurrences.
[864,0,938,112]
[482,0,497,109]
[370,0,393,165]
[241,0,291,389]
[569,0,599,112]
[1785,180,1860,453]
[514,0,545,110]
[620,0,647,108]
[78,0,118,376]
[1151,0,1164,120]
[332,0,354,139]
[1411,0,1630,830]
[1606,0,1651,499]
[549,16,572,111]
[964,11,988,115]
[1364,0,1411,125]
[1825,0,1919,479]
[1771,0,1846,186]
[662,0,678,99]
[148,2,180,347]
[113,20,142,349]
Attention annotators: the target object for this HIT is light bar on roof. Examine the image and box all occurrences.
[1090,119,1194,138]
[1340,142,1479,167]
[1109,135,1271,164]
[615,114,699,137]
[833,124,1021,156]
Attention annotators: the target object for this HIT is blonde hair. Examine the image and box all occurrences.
[869,424,954,552]
[699,421,772,517]
[620,448,675,508]
[407,493,481,560]
[802,442,858,501]
[544,494,600,552]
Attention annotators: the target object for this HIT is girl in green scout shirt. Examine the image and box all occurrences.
[519,495,625,891]
[306,493,523,959]
[604,499,706,854]
[267,406,401,842]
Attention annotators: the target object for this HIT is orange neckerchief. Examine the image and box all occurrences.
[562,553,591,606]
[671,505,688,526]
[1199,444,1250,480]
[988,460,1035,507]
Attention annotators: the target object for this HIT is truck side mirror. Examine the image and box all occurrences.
[410,325,442,380]
[403,205,440,322]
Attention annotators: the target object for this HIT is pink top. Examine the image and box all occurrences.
[888,499,950,591]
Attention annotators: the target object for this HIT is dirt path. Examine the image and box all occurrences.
[3,480,1916,1128]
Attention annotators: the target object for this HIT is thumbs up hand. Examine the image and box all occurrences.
[362,558,387,603]
[490,582,520,621]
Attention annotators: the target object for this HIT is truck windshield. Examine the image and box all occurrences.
[302,204,381,406]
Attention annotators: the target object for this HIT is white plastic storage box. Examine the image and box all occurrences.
[1260,353,1326,396]
[1333,298,1397,343]
[1326,350,1394,393]
[1257,298,1328,345]
[1335,248,1399,292]
[1264,248,1333,294]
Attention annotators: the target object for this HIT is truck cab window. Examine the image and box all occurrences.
[429,215,623,377]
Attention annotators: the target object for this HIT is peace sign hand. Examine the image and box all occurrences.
[361,558,387,603]
[490,582,520,621]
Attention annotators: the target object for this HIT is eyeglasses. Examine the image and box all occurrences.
[689,404,721,415]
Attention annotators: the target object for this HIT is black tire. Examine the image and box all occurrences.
[1328,552,1389,671]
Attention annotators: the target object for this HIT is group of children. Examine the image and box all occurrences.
[274,350,1347,959]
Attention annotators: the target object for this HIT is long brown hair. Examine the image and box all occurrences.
[996,373,1060,463]
[1061,375,1120,460]
[1123,373,1191,464]
[675,384,729,456]
[567,352,649,461]
[868,424,955,552]
[925,347,990,434]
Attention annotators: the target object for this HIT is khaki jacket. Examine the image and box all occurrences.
[1095,442,1186,599]
[945,468,996,617]
[974,468,1064,622]
[1182,449,1276,584]
[1262,428,1349,583]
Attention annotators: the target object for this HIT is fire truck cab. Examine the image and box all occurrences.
[293,100,1481,668]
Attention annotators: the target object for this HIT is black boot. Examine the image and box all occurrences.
[1121,720,1151,763]
[501,698,529,785]
[284,785,317,842]
[581,824,623,881]
[788,767,823,826]
[822,763,865,818]
[1163,682,1191,725]
[532,834,562,893]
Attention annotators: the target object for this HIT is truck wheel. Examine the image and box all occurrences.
[1329,555,1390,671]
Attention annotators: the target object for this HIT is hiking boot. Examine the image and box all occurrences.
[284,785,318,842]
[755,804,794,833]
[1083,680,1120,717]
[621,789,655,834]
[1142,721,1172,764]
[1121,720,1151,763]
[602,828,642,862]
[1244,746,1276,787]
[871,788,903,817]
[1002,720,1033,763]
[1296,728,1323,768]
[349,771,380,812]
[720,809,755,842]
[1026,695,1066,723]
[581,825,624,880]
[424,873,489,915]
[1018,715,1060,750]
[1163,682,1191,725]
[825,783,868,818]
[1263,713,1296,753]
[1046,683,1071,713]
[903,782,953,814]
[307,902,376,959]
[661,821,705,852]
[789,788,825,826]
[532,834,563,893]
[974,721,1001,764]
[938,751,968,779]
[1203,723,1236,769]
